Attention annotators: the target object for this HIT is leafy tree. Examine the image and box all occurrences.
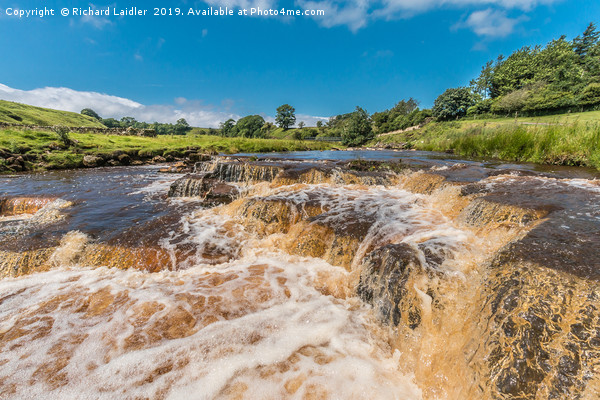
[81,108,101,120]
[432,88,476,120]
[261,122,275,135]
[235,115,265,138]
[298,121,305,129]
[574,23,599,58]
[120,116,137,127]
[101,118,120,128]
[470,60,495,99]
[341,106,373,146]
[174,118,191,135]
[275,104,296,129]
[316,120,323,128]
[219,119,236,136]
[371,98,421,133]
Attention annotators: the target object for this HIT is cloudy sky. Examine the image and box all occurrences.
[0,0,597,127]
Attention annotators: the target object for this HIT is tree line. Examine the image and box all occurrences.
[80,22,599,147]
[80,109,193,135]
[436,22,600,119]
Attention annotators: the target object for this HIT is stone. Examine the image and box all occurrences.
[82,155,104,168]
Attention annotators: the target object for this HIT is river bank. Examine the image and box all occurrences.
[371,115,600,169]
[0,128,338,173]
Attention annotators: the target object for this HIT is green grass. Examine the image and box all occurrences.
[373,111,600,169]
[0,129,340,171]
[0,100,105,127]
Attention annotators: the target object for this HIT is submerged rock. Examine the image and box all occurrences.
[0,196,58,216]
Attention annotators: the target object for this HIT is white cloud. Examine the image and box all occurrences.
[460,8,528,37]
[299,0,370,31]
[0,84,239,128]
[295,0,557,32]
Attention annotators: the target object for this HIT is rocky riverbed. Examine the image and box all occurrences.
[0,154,598,399]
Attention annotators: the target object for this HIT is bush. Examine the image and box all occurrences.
[341,107,373,146]
[53,126,72,147]
[432,87,476,120]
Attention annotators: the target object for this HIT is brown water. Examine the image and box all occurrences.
[0,154,599,399]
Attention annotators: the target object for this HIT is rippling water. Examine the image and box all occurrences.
[1,153,599,399]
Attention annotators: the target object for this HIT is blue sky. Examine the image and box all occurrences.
[0,0,598,126]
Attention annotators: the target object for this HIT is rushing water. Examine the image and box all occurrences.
[1,153,599,399]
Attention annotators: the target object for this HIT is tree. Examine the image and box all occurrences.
[316,120,323,128]
[470,60,495,99]
[235,115,265,138]
[341,106,373,146]
[174,118,191,135]
[219,119,236,136]
[120,116,137,127]
[81,108,101,120]
[101,118,120,128]
[432,88,476,120]
[298,121,305,129]
[574,23,599,58]
[275,104,296,129]
[261,122,275,135]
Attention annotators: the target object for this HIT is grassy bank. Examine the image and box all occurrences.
[0,129,340,172]
[0,100,105,127]
[373,111,600,169]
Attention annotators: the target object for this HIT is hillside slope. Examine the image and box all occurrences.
[0,100,105,128]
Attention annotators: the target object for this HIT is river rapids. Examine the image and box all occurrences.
[0,151,598,399]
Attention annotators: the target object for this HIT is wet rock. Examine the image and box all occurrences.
[357,244,426,328]
[0,196,58,216]
[117,154,131,165]
[82,155,104,168]
[168,174,239,204]
[159,161,190,174]
[471,260,600,399]
[233,196,328,236]
[152,156,166,164]
[0,248,55,278]
[188,153,212,162]
[283,211,376,270]
[458,196,555,229]
[402,172,447,194]
[206,161,284,183]
[81,244,175,273]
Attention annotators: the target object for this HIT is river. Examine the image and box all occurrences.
[0,151,598,399]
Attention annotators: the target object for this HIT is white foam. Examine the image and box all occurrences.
[0,255,422,399]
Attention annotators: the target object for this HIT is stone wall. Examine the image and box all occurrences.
[0,122,157,137]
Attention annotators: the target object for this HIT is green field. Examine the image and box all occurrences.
[0,100,105,127]
[373,110,600,168]
[0,128,339,171]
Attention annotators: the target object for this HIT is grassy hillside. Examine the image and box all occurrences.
[372,110,600,169]
[0,128,339,172]
[0,100,105,127]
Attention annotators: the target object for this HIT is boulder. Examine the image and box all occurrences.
[82,155,104,168]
